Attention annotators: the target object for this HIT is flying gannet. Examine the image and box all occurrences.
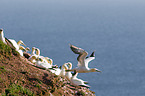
[68,44,101,73]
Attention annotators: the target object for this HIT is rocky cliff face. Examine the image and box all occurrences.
[0,41,95,96]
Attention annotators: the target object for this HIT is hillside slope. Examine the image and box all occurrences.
[0,41,95,96]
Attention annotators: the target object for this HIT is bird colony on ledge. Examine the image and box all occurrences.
[0,28,101,88]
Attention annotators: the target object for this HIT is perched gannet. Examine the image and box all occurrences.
[35,57,52,69]
[0,29,6,44]
[45,57,53,65]
[9,39,26,51]
[28,47,37,63]
[49,63,68,76]
[20,46,31,59]
[59,63,68,77]
[29,55,37,64]
[68,44,101,73]
[8,39,26,56]
[70,70,90,88]
[31,47,36,55]
[65,62,73,81]
[35,48,53,67]
[18,46,26,56]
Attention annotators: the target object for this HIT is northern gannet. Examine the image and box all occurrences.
[21,47,31,59]
[35,57,52,69]
[69,44,101,73]
[8,39,26,56]
[49,63,68,76]
[35,48,53,67]
[9,39,26,51]
[70,70,90,88]
[31,47,36,55]
[0,29,6,44]
[28,47,37,63]
[65,62,73,81]
[34,48,52,69]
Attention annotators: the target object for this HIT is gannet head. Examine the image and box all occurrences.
[45,57,53,65]
[25,47,31,52]
[0,29,3,33]
[19,46,26,51]
[31,55,37,60]
[91,68,101,72]
[36,57,43,62]
[62,63,68,70]
[17,40,26,46]
[35,48,40,55]
[32,47,36,51]
[67,62,72,69]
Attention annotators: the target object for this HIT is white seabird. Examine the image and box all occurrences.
[49,63,68,76]
[8,39,26,56]
[35,57,52,69]
[68,44,101,73]
[65,62,73,81]
[70,70,90,88]
[28,47,37,63]
[35,48,53,66]
[8,39,26,51]
[33,48,52,69]
[0,29,7,44]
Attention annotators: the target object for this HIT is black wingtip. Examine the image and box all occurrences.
[90,50,96,57]
[72,70,77,76]
[79,85,90,88]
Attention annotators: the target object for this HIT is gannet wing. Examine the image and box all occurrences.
[77,51,88,67]
[85,51,95,64]
[5,37,16,50]
[69,44,88,67]
[70,44,85,54]
[8,39,19,50]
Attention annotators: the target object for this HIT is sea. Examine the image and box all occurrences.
[0,0,145,96]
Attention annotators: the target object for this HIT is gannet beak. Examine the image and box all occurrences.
[27,47,31,51]
[96,70,101,72]
[22,43,26,46]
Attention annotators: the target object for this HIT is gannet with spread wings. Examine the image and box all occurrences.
[69,44,101,73]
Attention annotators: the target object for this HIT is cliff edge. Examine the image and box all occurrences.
[0,41,95,96]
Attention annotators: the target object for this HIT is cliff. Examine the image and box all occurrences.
[0,40,95,96]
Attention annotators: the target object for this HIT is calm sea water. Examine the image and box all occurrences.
[1,0,145,95]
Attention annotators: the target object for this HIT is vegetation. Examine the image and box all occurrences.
[0,41,95,96]
[2,84,35,96]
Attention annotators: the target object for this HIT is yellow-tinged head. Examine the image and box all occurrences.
[17,40,26,46]
[90,68,101,72]
[0,29,3,33]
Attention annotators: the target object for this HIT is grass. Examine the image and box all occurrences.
[0,40,19,59]
[0,66,6,73]
[0,41,12,56]
[2,84,35,96]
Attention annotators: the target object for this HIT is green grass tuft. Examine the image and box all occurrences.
[0,66,6,73]
[2,84,35,96]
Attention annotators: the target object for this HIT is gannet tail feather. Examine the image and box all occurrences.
[84,81,89,84]
[79,85,90,88]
